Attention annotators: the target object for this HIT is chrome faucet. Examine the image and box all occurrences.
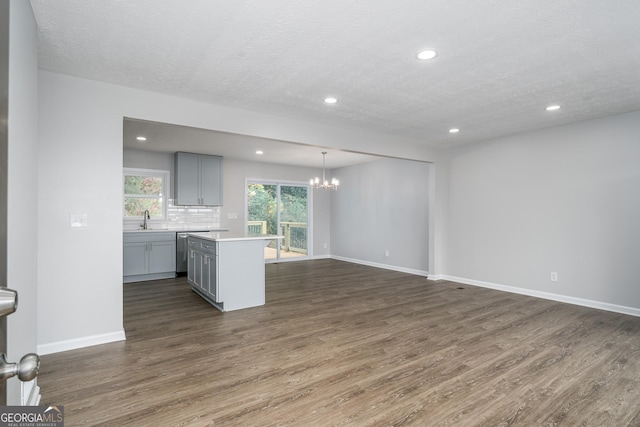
[142,210,150,230]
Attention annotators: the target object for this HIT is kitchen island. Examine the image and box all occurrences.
[187,232,282,312]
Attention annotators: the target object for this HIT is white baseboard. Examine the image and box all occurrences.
[23,381,41,405]
[330,255,428,277]
[37,329,126,355]
[441,275,640,317]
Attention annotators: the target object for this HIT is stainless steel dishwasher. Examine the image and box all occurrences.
[176,233,191,275]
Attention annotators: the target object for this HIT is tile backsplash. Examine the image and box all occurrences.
[123,199,222,231]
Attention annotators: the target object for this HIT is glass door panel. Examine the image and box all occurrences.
[279,185,308,259]
[247,183,277,260]
[247,182,309,261]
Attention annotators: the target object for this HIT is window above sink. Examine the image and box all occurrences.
[123,167,169,222]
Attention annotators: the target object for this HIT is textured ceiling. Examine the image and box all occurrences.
[31,0,640,152]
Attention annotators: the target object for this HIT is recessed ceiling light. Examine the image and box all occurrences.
[449,128,460,134]
[136,136,147,141]
[417,49,437,60]
[324,97,338,104]
[255,150,263,155]
[546,105,561,111]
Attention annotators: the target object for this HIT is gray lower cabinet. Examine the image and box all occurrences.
[123,241,148,276]
[124,232,176,283]
[174,152,223,206]
[187,236,265,312]
[188,238,218,303]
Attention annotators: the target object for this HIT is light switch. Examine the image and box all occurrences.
[227,213,238,219]
[70,214,88,228]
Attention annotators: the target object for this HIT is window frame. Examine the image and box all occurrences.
[123,167,170,222]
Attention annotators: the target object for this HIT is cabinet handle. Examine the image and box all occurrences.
[190,250,194,259]
[204,255,209,265]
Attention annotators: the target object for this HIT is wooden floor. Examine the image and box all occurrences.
[38,259,640,426]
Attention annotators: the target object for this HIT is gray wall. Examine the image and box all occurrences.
[440,110,640,311]
[331,158,431,274]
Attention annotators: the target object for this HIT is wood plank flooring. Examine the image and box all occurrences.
[38,259,640,426]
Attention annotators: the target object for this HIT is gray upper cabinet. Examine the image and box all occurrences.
[174,152,223,206]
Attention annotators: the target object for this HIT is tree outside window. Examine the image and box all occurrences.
[123,168,168,219]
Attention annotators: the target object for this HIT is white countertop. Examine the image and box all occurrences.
[187,231,283,242]
[124,227,229,234]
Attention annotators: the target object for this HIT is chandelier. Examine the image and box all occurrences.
[310,152,339,190]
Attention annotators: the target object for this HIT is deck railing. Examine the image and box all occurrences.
[280,222,307,254]
[247,220,267,234]
[247,220,307,254]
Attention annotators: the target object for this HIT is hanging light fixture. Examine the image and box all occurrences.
[310,152,339,190]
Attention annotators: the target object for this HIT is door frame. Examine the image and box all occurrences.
[245,178,313,262]
[1,0,11,405]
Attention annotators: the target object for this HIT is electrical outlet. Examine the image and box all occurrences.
[385,250,390,257]
[323,243,328,249]
[70,214,88,228]
[550,272,558,282]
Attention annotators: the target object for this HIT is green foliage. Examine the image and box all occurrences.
[280,186,308,222]
[124,176,163,195]
[124,198,163,217]
[248,184,277,234]
[124,174,164,217]
[247,184,308,234]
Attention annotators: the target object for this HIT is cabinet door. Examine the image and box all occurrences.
[200,155,223,206]
[193,250,204,290]
[175,152,200,205]
[202,254,212,297]
[123,242,149,276]
[207,254,218,301]
[187,248,196,283]
[149,240,176,274]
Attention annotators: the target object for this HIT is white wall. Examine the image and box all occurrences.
[330,158,431,275]
[7,0,39,405]
[440,111,640,313]
[38,72,432,353]
[37,77,126,354]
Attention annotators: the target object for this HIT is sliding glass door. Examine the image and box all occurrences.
[247,181,310,261]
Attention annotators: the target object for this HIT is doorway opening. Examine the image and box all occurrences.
[247,181,310,262]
